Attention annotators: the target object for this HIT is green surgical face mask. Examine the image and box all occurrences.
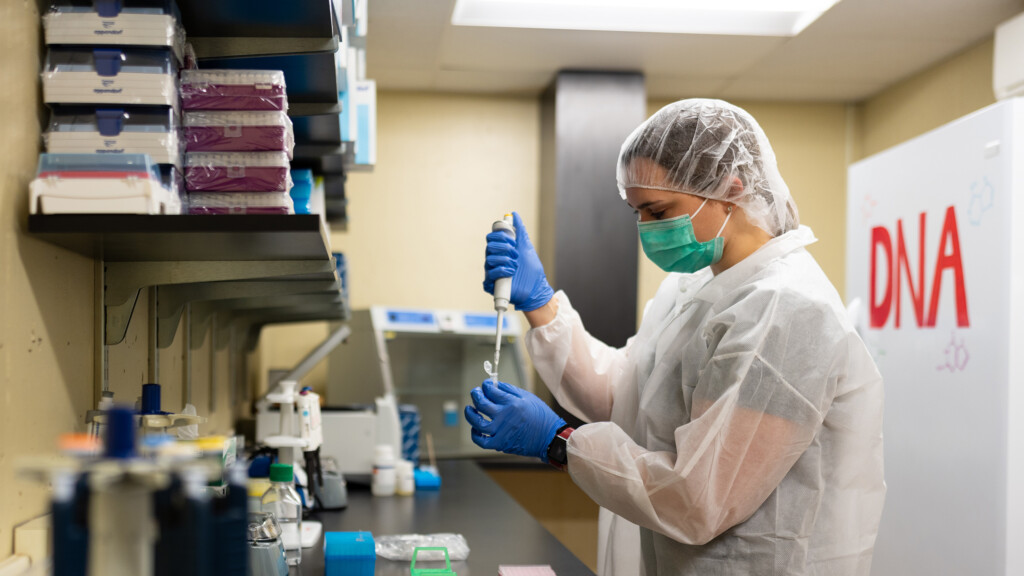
[637,199,732,274]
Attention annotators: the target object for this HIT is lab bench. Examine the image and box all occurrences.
[296,459,595,575]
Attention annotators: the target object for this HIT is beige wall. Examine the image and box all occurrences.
[858,38,997,161]
[339,92,541,313]
[637,100,852,316]
[258,91,541,395]
[0,1,94,558]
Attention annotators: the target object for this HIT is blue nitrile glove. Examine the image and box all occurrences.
[464,380,566,461]
[483,212,554,312]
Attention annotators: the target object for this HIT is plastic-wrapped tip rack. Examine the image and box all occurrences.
[187,192,294,215]
[180,70,288,112]
[42,46,178,107]
[29,153,181,215]
[45,105,182,167]
[42,0,187,64]
[184,111,295,157]
[184,152,292,193]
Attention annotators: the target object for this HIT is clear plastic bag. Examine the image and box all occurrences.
[374,533,470,562]
[176,404,199,439]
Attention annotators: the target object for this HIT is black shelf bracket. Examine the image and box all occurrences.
[155,279,339,348]
[105,259,335,346]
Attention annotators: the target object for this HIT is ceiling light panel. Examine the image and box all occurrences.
[451,0,842,36]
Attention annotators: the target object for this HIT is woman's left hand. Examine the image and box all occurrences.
[464,380,566,461]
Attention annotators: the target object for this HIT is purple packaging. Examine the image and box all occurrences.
[184,111,294,157]
[180,69,287,111]
[185,152,292,192]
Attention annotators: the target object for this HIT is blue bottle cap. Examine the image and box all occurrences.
[140,383,162,415]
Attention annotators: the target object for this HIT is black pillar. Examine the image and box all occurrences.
[539,71,645,348]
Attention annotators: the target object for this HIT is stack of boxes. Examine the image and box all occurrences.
[180,70,296,215]
[31,0,186,215]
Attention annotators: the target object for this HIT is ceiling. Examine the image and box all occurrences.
[365,0,1024,102]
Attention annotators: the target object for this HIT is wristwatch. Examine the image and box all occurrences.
[546,424,575,471]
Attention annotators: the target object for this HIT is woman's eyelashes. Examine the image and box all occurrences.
[633,207,665,220]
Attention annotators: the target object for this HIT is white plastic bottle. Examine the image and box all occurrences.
[372,445,397,497]
[261,463,303,565]
[396,459,415,496]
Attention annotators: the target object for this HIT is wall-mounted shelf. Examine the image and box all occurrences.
[291,148,351,175]
[323,174,348,224]
[27,214,331,261]
[180,0,344,58]
[27,215,343,346]
[189,290,342,350]
[25,0,364,413]
[190,37,340,60]
[157,278,341,348]
[293,114,343,146]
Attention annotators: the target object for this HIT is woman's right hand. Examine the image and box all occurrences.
[483,211,554,312]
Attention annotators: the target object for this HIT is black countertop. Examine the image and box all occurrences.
[293,459,594,575]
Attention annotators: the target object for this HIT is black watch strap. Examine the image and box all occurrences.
[546,425,574,471]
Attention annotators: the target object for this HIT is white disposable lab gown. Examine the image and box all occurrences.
[525,226,885,576]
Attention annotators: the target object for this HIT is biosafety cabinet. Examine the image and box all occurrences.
[846,97,1024,576]
[327,307,530,458]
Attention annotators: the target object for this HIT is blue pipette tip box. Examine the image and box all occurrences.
[414,466,441,491]
[324,531,375,576]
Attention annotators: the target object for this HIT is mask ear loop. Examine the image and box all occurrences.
[715,205,733,238]
[690,198,710,219]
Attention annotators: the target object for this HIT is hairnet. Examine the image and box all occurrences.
[617,99,799,237]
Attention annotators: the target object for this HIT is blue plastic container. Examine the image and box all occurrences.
[290,169,313,214]
[324,531,375,576]
[414,468,441,491]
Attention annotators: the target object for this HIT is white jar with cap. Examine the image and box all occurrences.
[395,460,415,496]
[372,445,397,497]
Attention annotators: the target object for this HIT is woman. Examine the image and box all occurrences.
[465,99,885,575]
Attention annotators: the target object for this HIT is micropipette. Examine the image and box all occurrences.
[490,214,516,383]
